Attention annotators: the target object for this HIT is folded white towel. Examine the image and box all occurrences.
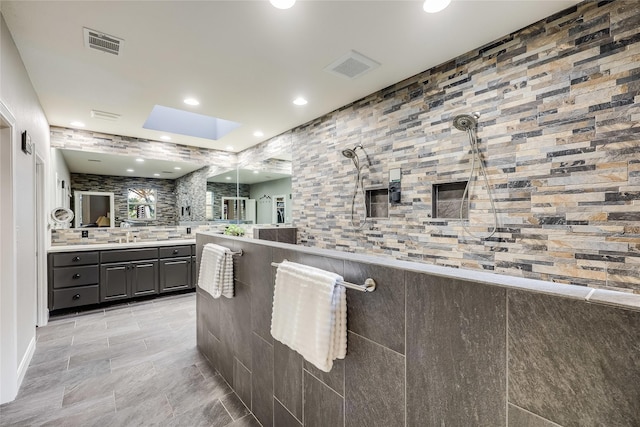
[270,260,346,372]
[198,243,234,299]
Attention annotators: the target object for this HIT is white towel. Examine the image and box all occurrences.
[198,243,234,299]
[270,260,346,372]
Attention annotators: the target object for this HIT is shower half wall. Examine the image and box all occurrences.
[196,232,640,427]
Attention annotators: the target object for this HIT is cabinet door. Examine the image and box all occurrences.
[132,260,158,297]
[191,256,198,288]
[100,263,130,302]
[159,258,191,293]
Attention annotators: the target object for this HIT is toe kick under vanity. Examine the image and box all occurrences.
[47,240,197,311]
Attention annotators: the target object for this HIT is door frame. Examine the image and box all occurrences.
[0,100,18,404]
[35,153,48,326]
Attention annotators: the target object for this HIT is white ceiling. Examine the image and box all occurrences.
[2,0,580,155]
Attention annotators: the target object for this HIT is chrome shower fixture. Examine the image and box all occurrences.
[341,144,363,159]
[452,112,480,131]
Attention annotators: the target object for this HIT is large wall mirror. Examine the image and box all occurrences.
[207,155,292,225]
[52,139,293,228]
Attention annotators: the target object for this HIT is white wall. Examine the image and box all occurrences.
[50,148,70,209]
[0,13,50,404]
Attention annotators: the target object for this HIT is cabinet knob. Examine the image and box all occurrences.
[72,273,81,279]
[72,294,81,300]
[173,249,179,254]
[72,256,81,262]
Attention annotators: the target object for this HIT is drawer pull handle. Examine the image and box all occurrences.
[173,249,179,254]
[72,256,81,262]
[72,273,81,279]
[72,294,81,300]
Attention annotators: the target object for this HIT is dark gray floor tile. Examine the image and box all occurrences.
[169,398,233,427]
[508,290,640,427]
[303,358,344,396]
[234,357,252,409]
[304,370,344,427]
[39,394,115,427]
[274,398,303,427]
[93,393,174,426]
[252,332,274,427]
[273,340,303,420]
[164,369,229,416]
[221,392,250,420]
[228,414,262,427]
[0,387,65,425]
[406,273,506,426]
[345,332,405,427]
[344,261,405,354]
[508,404,561,427]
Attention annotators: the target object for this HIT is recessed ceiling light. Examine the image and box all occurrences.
[153,173,160,177]
[253,171,259,174]
[226,176,231,180]
[174,166,181,170]
[253,130,264,137]
[135,158,144,162]
[293,97,308,106]
[183,98,199,106]
[70,121,85,127]
[226,146,234,151]
[270,0,296,9]
[160,135,171,140]
[423,0,451,13]
[126,169,134,172]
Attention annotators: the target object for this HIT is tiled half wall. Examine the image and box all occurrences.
[196,234,640,427]
[279,0,640,293]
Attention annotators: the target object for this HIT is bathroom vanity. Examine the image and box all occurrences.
[47,240,197,311]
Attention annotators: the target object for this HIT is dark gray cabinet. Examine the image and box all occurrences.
[100,248,159,302]
[48,244,194,311]
[100,260,158,302]
[159,245,192,293]
[48,251,100,310]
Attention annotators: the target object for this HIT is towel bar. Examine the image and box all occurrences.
[270,261,376,293]
[231,249,243,256]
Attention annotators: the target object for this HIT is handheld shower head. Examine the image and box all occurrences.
[341,144,364,160]
[452,112,480,131]
[341,148,357,159]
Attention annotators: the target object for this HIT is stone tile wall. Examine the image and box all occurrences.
[196,233,640,427]
[280,0,640,294]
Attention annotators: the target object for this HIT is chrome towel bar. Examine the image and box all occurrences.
[231,249,243,256]
[270,261,376,293]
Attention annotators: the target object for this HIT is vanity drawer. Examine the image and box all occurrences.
[53,285,99,310]
[52,251,99,267]
[159,246,191,258]
[101,248,159,263]
[53,265,99,288]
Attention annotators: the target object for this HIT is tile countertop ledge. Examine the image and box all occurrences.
[196,232,640,313]
[48,239,196,253]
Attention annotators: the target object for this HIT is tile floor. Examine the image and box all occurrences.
[0,292,260,426]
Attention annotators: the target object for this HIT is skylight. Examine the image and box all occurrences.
[143,105,241,141]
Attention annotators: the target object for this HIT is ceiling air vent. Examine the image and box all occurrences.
[91,109,120,121]
[324,50,380,80]
[83,27,123,55]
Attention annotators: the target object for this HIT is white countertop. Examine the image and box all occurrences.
[48,239,196,253]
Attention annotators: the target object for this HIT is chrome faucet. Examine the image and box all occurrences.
[126,231,131,243]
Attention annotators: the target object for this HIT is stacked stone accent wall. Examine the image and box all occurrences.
[284,0,640,293]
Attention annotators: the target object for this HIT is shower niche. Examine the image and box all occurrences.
[365,188,389,218]
[432,181,469,219]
